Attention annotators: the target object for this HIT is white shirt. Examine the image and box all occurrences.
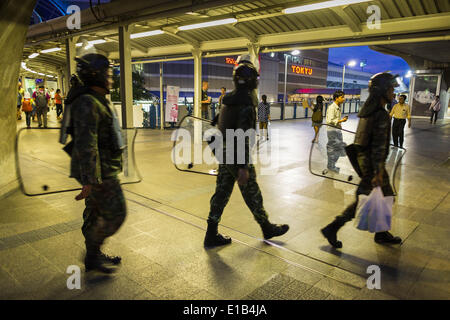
[326,102,342,128]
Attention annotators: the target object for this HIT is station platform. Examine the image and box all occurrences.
[1,113,449,300]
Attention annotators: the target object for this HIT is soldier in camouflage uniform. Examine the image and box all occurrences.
[321,72,402,248]
[65,54,126,273]
[204,55,289,248]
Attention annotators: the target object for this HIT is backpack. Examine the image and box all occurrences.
[35,91,47,108]
[312,104,323,122]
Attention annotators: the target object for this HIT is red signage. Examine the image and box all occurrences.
[291,65,313,75]
[225,57,238,65]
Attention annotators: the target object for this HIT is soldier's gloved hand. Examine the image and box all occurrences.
[371,171,384,187]
[75,185,92,201]
[237,168,249,186]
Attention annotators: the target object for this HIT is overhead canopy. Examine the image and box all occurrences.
[22,0,450,77]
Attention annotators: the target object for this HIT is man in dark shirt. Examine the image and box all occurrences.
[201,81,211,119]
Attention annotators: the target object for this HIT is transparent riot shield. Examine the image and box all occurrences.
[172,116,221,176]
[309,124,405,195]
[16,127,141,196]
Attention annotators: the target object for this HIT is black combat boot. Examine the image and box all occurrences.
[374,231,402,244]
[204,222,232,248]
[84,245,117,273]
[99,252,122,265]
[260,221,289,240]
[321,221,343,249]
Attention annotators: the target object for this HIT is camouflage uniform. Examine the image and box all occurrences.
[207,89,269,225]
[70,91,126,253]
[334,106,393,225]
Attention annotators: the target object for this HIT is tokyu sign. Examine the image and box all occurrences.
[225,57,238,65]
[291,65,313,75]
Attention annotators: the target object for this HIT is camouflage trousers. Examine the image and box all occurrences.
[208,164,269,225]
[82,177,127,253]
[334,168,393,226]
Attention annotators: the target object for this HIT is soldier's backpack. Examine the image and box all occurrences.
[35,91,47,109]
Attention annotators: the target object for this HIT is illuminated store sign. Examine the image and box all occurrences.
[225,57,238,65]
[291,65,313,75]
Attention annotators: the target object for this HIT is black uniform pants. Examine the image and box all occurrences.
[430,110,439,123]
[392,118,406,147]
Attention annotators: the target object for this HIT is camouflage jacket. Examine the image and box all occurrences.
[354,105,391,176]
[70,91,123,185]
[217,88,258,168]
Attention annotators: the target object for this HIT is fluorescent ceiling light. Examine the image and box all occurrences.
[76,39,107,47]
[37,72,45,75]
[28,53,40,59]
[178,18,237,31]
[291,50,300,55]
[41,47,61,53]
[130,30,164,39]
[284,0,371,14]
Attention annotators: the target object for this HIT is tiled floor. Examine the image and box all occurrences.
[1,113,449,300]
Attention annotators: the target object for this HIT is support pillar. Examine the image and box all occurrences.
[65,37,77,93]
[119,25,135,179]
[192,48,202,118]
[159,62,164,130]
[247,43,260,102]
[192,48,203,163]
[119,25,133,128]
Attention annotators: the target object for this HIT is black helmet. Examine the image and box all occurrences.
[368,72,399,99]
[75,53,111,90]
[233,54,259,90]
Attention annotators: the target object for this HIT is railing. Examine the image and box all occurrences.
[112,99,361,127]
[268,99,361,121]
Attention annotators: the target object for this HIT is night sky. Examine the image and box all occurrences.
[328,46,411,86]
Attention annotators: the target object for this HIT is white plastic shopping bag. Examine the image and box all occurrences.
[354,187,393,233]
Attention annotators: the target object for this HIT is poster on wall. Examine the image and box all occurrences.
[24,78,37,97]
[165,85,180,123]
[411,75,440,117]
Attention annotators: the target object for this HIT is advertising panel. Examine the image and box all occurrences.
[410,74,440,117]
[166,86,180,123]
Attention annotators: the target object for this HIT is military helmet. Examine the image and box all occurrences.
[75,53,111,89]
[368,72,399,97]
[233,54,259,90]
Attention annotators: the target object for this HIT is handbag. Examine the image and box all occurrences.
[354,187,393,233]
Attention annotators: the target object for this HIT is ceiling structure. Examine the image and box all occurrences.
[21,0,450,78]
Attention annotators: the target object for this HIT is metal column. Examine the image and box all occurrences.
[65,37,77,94]
[119,25,134,129]
[247,43,260,101]
[119,25,135,179]
[192,48,202,163]
[159,62,164,130]
[192,48,202,118]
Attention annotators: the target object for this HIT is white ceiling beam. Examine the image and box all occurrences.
[331,7,362,33]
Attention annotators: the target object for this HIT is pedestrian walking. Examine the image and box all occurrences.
[321,73,402,248]
[204,55,289,248]
[429,96,441,124]
[64,53,126,273]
